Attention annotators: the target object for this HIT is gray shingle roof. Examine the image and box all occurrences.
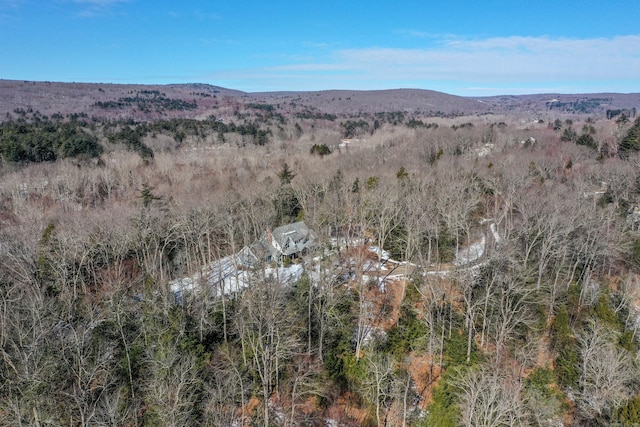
[270,221,315,257]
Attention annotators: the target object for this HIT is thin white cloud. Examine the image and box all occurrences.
[270,63,352,72]
[71,0,129,5]
[202,34,640,94]
[394,29,458,40]
[336,35,640,82]
[302,41,332,49]
[0,0,23,25]
[69,0,130,17]
[0,0,23,8]
[167,10,221,22]
[395,29,432,38]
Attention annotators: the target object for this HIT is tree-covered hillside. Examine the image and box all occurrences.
[2,106,640,426]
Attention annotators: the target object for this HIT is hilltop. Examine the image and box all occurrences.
[2,79,639,123]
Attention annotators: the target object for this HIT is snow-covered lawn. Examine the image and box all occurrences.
[170,254,304,300]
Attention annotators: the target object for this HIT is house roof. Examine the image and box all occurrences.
[271,221,315,257]
[235,221,316,268]
[272,221,310,242]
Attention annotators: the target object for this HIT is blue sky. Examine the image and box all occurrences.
[1,0,639,96]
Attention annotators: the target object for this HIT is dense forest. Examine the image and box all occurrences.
[2,98,640,426]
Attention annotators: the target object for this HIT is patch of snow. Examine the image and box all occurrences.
[369,246,391,261]
[490,223,501,244]
[170,259,252,302]
[426,269,451,277]
[583,190,606,199]
[629,303,640,334]
[264,263,304,284]
[339,138,361,148]
[520,136,536,146]
[170,255,304,301]
[628,206,640,227]
[454,234,485,266]
[476,143,494,157]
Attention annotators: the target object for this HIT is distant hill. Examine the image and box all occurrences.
[473,93,640,117]
[246,89,491,116]
[1,79,639,122]
[0,80,243,122]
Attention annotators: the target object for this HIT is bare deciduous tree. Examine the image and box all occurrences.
[576,320,635,421]
[234,278,301,427]
[455,366,529,427]
[358,351,396,427]
[143,331,203,426]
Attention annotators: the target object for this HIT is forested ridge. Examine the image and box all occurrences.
[2,102,640,426]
